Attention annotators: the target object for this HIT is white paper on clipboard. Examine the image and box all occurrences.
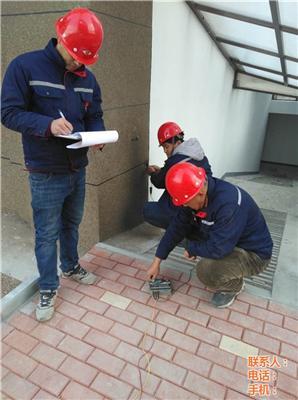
[57,130,119,149]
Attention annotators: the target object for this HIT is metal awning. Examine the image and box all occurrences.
[187,1,298,98]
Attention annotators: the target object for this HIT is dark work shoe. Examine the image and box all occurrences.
[36,290,57,322]
[211,282,245,308]
[63,264,97,285]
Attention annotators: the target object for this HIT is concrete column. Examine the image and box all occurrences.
[1,1,152,251]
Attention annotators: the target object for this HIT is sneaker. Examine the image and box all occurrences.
[63,264,97,285]
[211,282,245,308]
[36,290,57,322]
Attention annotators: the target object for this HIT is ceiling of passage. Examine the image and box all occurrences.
[187,0,298,98]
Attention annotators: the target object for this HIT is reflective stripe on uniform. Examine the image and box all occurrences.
[236,187,242,206]
[29,80,65,90]
[201,220,215,226]
[73,88,93,93]
[29,81,93,94]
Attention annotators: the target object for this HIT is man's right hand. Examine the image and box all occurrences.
[146,257,162,281]
[51,117,73,136]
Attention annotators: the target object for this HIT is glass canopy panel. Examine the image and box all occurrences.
[236,72,298,96]
[243,66,284,82]
[286,60,298,75]
[282,32,298,59]
[288,78,298,87]
[195,1,273,22]
[222,43,282,71]
[201,11,278,52]
[278,1,298,29]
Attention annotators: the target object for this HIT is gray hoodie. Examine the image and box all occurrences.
[173,138,205,161]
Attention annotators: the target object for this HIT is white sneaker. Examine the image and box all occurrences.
[63,264,97,285]
[36,290,57,322]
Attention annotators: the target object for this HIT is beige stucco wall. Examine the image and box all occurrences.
[1,1,152,252]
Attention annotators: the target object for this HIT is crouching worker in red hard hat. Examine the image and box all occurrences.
[1,8,105,322]
[143,122,212,230]
[146,163,273,308]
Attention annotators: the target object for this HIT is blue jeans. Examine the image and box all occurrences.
[143,191,179,229]
[143,191,202,241]
[29,168,86,290]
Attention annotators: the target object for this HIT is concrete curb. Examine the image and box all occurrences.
[0,243,148,322]
[0,242,141,322]
[1,275,38,321]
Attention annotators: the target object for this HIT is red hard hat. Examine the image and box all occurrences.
[157,122,183,145]
[56,8,104,65]
[166,163,206,206]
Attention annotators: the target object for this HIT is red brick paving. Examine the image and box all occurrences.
[1,246,298,399]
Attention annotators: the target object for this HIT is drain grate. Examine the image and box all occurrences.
[245,208,287,292]
[145,208,287,294]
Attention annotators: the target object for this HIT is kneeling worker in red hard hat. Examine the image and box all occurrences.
[1,8,105,322]
[146,163,273,308]
[144,121,212,230]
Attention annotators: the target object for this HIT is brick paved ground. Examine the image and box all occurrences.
[1,247,298,399]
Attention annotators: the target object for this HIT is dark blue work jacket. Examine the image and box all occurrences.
[150,154,212,218]
[1,39,105,173]
[150,154,212,189]
[156,177,273,261]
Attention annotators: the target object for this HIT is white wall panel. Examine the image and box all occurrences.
[149,1,271,200]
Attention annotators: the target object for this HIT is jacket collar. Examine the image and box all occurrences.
[44,38,87,77]
[206,176,216,201]
[193,176,215,219]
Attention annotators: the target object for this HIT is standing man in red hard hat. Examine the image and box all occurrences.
[144,121,212,230]
[1,8,105,321]
[147,163,273,308]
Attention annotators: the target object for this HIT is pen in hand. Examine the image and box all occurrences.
[51,109,73,136]
[58,109,66,119]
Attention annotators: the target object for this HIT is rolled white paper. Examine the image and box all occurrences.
[63,130,119,149]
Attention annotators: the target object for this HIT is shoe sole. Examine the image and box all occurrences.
[216,296,237,308]
[68,275,97,285]
[36,307,55,322]
[36,293,57,322]
[78,276,97,285]
[214,282,245,309]
[62,273,97,285]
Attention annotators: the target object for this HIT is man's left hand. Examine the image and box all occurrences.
[92,144,105,151]
[184,250,197,261]
[146,165,161,175]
